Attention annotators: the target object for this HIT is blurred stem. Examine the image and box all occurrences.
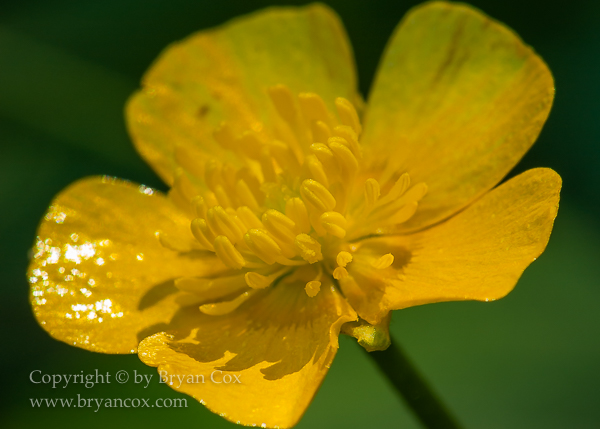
[364,339,463,429]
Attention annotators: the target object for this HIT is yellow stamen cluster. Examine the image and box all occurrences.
[163,84,427,310]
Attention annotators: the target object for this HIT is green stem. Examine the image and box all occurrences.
[364,339,463,429]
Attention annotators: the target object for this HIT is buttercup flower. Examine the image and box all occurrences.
[29,2,560,428]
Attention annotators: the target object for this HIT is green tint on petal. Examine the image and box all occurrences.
[348,168,561,316]
[362,2,554,232]
[127,4,359,185]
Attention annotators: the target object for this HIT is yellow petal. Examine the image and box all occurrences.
[127,4,358,185]
[362,2,554,232]
[343,168,561,323]
[139,279,357,428]
[28,177,228,353]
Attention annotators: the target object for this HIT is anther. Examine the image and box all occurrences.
[204,159,222,191]
[310,143,340,176]
[298,93,333,126]
[305,281,321,298]
[305,155,330,188]
[261,210,297,244]
[236,206,263,230]
[335,97,362,135]
[207,206,243,244]
[200,291,254,316]
[237,131,264,160]
[311,120,331,143]
[377,173,411,208]
[175,275,247,301]
[300,179,336,213]
[285,198,311,233]
[372,253,394,270]
[236,179,260,212]
[336,251,353,268]
[244,229,282,265]
[320,211,348,238]
[333,266,349,280]
[191,218,215,250]
[213,236,246,270]
[328,139,358,180]
[174,144,205,180]
[172,171,198,202]
[268,84,298,124]
[364,179,381,210]
[333,126,360,157]
[294,234,323,264]
[213,122,236,151]
[245,268,288,290]
[192,196,208,219]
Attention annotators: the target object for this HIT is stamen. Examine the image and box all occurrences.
[376,173,411,208]
[192,196,208,219]
[320,211,348,238]
[235,179,260,212]
[158,231,202,252]
[175,275,247,301]
[298,92,333,126]
[202,191,220,209]
[169,86,427,305]
[268,139,301,175]
[213,236,246,270]
[191,218,215,250]
[305,281,321,298]
[204,159,222,191]
[328,139,358,183]
[206,206,244,244]
[333,126,361,157]
[245,268,289,290]
[336,251,353,268]
[285,198,311,233]
[311,120,331,143]
[268,84,297,124]
[200,291,255,316]
[305,155,330,188]
[237,131,264,160]
[261,210,296,244]
[236,206,263,230]
[364,179,381,211]
[294,234,323,264]
[261,210,298,258]
[333,267,349,280]
[300,179,336,213]
[244,229,282,265]
[174,144,206,180]
[213,122,236,151]
[335,97,362,135]
[371,253,394,270]
[173,170,199,202]
[213,185,233,208]
[310,143,340,179]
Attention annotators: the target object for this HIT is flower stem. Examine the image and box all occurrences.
[364,339,463,429]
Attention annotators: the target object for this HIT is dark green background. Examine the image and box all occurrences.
[1,0,599,428]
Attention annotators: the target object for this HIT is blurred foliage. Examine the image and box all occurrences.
[1,0,599,428]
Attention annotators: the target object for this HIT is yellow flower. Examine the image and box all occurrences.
[29,2,560,428]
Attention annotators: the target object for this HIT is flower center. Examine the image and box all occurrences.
[163,85,427,313]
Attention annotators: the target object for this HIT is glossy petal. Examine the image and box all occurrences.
[28,177,227,353]
[342,168,561,324]
[362,2,554,231]
[127,4,358,185]
[139,278,357,428]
